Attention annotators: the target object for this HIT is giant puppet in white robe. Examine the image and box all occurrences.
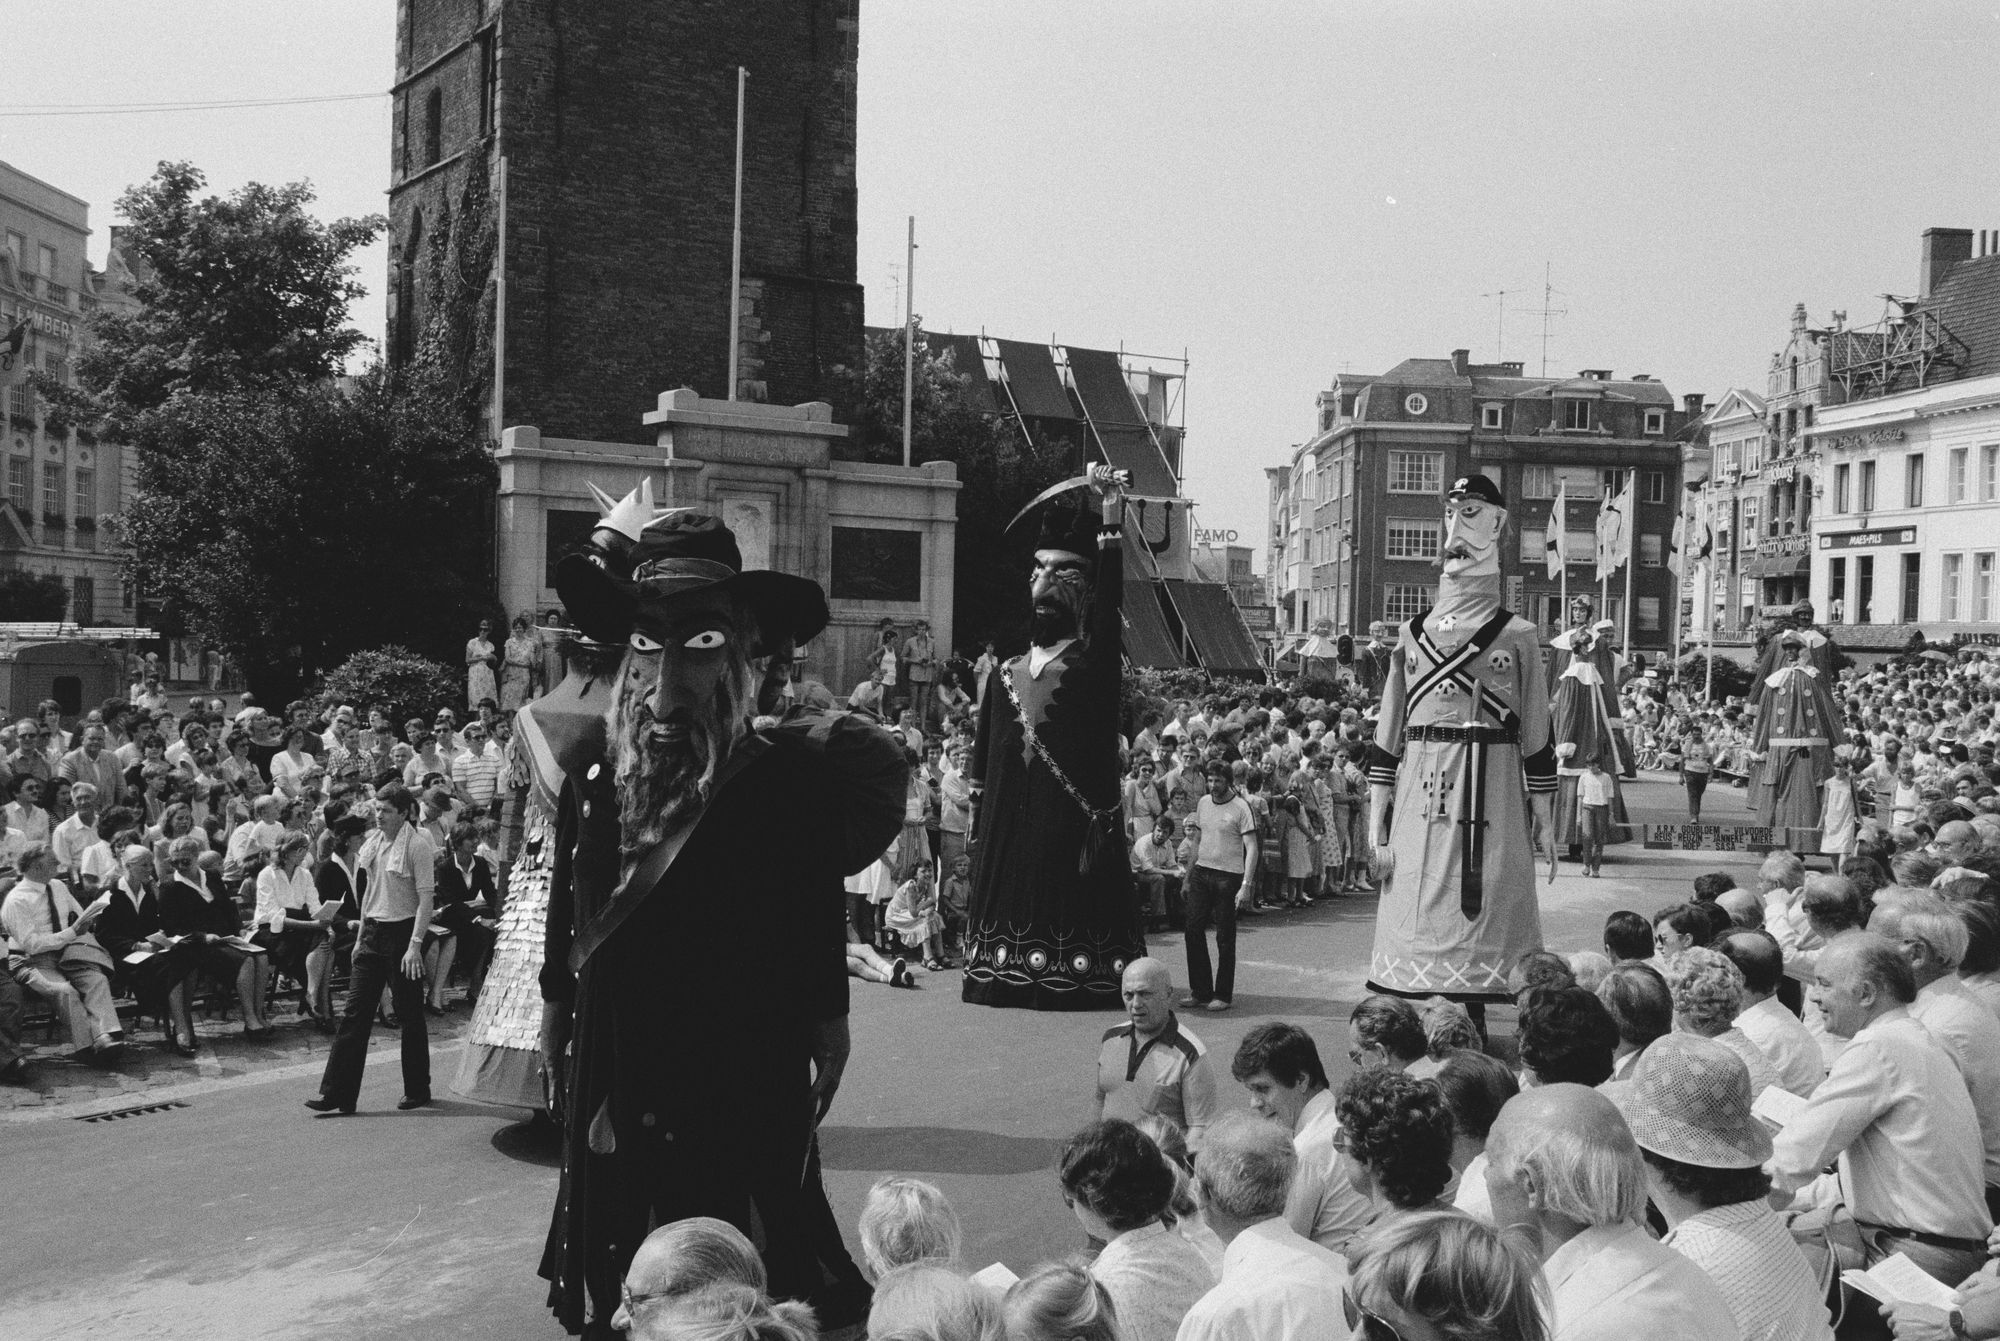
[1547,620,1632,847]
[1368,475,1557,1003]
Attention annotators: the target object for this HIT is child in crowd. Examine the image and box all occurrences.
[938,853,970,965]
[887,863,946,972]
[1577,758,1614,877]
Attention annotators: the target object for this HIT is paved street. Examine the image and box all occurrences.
[0,773,1766,1340]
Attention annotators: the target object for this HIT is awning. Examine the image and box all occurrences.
[992,339,1077,421]
[1122,581,1185,669]
[1163,579,1265,674]
[1095,425,1179,499]
[1065,348,1179,497]
[1746,555,1811,578]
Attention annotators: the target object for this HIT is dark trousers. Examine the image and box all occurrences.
[319,918,429,1106]
[1184,865,1238,1004]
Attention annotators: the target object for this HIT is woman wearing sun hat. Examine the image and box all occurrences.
[1613,1033,1834,1341]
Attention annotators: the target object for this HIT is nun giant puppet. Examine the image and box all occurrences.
[1367,474,1557,1012]
[962,464,1148,1010]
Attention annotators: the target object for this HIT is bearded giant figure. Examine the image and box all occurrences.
[1748,626,1842,830]
[536,487,907,1338]
[1367,475,1556,1006]
[962,465,1147,1011]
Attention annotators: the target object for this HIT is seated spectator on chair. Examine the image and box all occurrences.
[1333,1067,1458,1233]
[1434,1049,1518,1224]
[1484,1083,1741,1341]
[629,1284,816,1341]
[1057,1119,1214,1341]
[1611,1034,1834,1341]
[426,821,497,1013]
[222,794,283,884]
[5,774,51,847]
[1770,932,1992,1287]
[1003,1263,1120,1341]
[611,1216,775,1335]
[1131,814,1184,928]
[1345,1211,1548,1341]
[857,1177,962,1279]
[307,815,367,1025]
[51,782,102,886]
[1347,994,1427,1073]
[1410,998,1482,1080]
[867,1263,1003,1341]
[1604,910,1653,965]
[1661,946,1778,1100]
[252,832,337,1019]
[1,842,124,1060]
[1715,929,1824,1098]
[1518,985,1620,1088]
[1178,1111,1350,1341]
[158,833,273,1035]
[1232,1022,1374,1254]
[98,845,201,1056]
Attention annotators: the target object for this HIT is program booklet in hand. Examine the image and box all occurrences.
[968,1263,1019,1296]
[1751,1085,1809,1133]
[1840,1253,1960,1310]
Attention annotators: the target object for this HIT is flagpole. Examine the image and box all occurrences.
[1622,467,1637,664]
[726,66,747,402]
[1705,476,1716,704]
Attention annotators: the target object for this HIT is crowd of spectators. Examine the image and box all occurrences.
[0,682,517,1082]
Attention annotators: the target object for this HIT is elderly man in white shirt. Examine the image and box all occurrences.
[1771,932,1992,1287]
[1718,929,1824,1098]
[1868,891,2000,1219]
[1229,1022,1376,1254]
[1,842,124,1060]
[1613,1034,1832,1341]
[1485,1083,1741,1341]
[1176,1111,1351,1341]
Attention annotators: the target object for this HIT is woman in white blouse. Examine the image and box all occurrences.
[268,727,316,798]
[250,832,334,1015]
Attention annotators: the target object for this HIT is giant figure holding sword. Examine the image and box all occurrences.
[1367,474,1557,1022]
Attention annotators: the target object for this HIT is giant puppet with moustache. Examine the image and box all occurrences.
[534,484,908,1338]
[1363,474,1558,1018]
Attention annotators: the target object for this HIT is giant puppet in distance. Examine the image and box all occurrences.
[1546,606,1632,849]
[1745,601,1843,831]
[961,464,1148,1011]
[534,483,908,1338]
[1367,474,1557,1006]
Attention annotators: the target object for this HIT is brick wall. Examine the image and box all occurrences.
[390,0,862,445]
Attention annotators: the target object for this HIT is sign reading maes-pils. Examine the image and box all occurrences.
[1640,824,1819,852]
[1194,528,1239,544]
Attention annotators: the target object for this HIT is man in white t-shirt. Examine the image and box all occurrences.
[1184,763,1257,1012]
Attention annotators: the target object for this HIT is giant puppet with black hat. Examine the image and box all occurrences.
[1366,473,1557,1016]
[961,463,1147,1010]
[533,482,907,1337]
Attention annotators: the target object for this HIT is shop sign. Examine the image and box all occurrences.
[1194,528,1239,544]
[1820,428,1908,452]
[1819,527,1917,550]
[1756,534,1810,557]
[1238,605,1276,632]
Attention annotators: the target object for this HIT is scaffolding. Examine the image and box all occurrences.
[1826,296,1967,400]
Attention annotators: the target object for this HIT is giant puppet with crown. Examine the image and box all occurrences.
[528,480,907,1338]
[1367,474,1557,1019]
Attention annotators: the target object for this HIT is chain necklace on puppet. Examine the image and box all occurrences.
[1001,660,1122,874]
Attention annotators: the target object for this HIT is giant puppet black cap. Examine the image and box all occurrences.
[1446,473,1504,506]
[1035,503,1102,558]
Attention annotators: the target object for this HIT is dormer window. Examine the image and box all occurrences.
[1644,408,1665,435]
[1480,403,1504,430]
[1563,399,1591,431]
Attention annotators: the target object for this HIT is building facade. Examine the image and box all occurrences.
[1272,351,1693,651]
[387,0,863,445]
[1806,227,2000,652]
[0,160,140,625]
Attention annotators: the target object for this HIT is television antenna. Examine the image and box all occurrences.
[1519,262,1568,377]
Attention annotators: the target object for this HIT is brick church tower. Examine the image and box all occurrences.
[385,0,863,444]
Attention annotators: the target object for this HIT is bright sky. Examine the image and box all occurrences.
[7,2,1999,571]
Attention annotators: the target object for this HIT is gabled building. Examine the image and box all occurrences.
[1276,350,1694,651]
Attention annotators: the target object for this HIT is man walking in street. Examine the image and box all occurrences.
[1184,762,1257,1013]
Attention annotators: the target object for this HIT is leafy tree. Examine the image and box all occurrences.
[0,570,73,622]
[114,375,495,703]
[834,327,1074,653]
[44,162,383,436]
[314,646,463,730]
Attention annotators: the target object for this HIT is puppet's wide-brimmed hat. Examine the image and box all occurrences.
[554,482,826,653]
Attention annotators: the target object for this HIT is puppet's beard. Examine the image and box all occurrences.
[607,655,753,855]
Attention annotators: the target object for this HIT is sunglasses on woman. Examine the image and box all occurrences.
[1341,1290,1405,1341]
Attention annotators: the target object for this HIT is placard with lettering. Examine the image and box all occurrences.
[1640,824,1819,852]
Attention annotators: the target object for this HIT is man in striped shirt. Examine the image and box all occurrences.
[1095,958,1221,1151]
[451,721,504,820]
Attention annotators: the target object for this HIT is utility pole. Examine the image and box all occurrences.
[902,215,916,467]
[1479,288,1512,360]
[726,66,747,401]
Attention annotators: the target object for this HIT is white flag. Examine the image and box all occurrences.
[1544,477,1567,580]
[1669,501,1687,580]
[1594,473,1632,582]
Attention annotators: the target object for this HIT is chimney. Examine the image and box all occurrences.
[1683,392,1706,416]
[1500,361,1524,375]
[1921,227,1975,299]
[1579,369,1611,381]
[1450,349,1470,376]
[1631,373,1651,382]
